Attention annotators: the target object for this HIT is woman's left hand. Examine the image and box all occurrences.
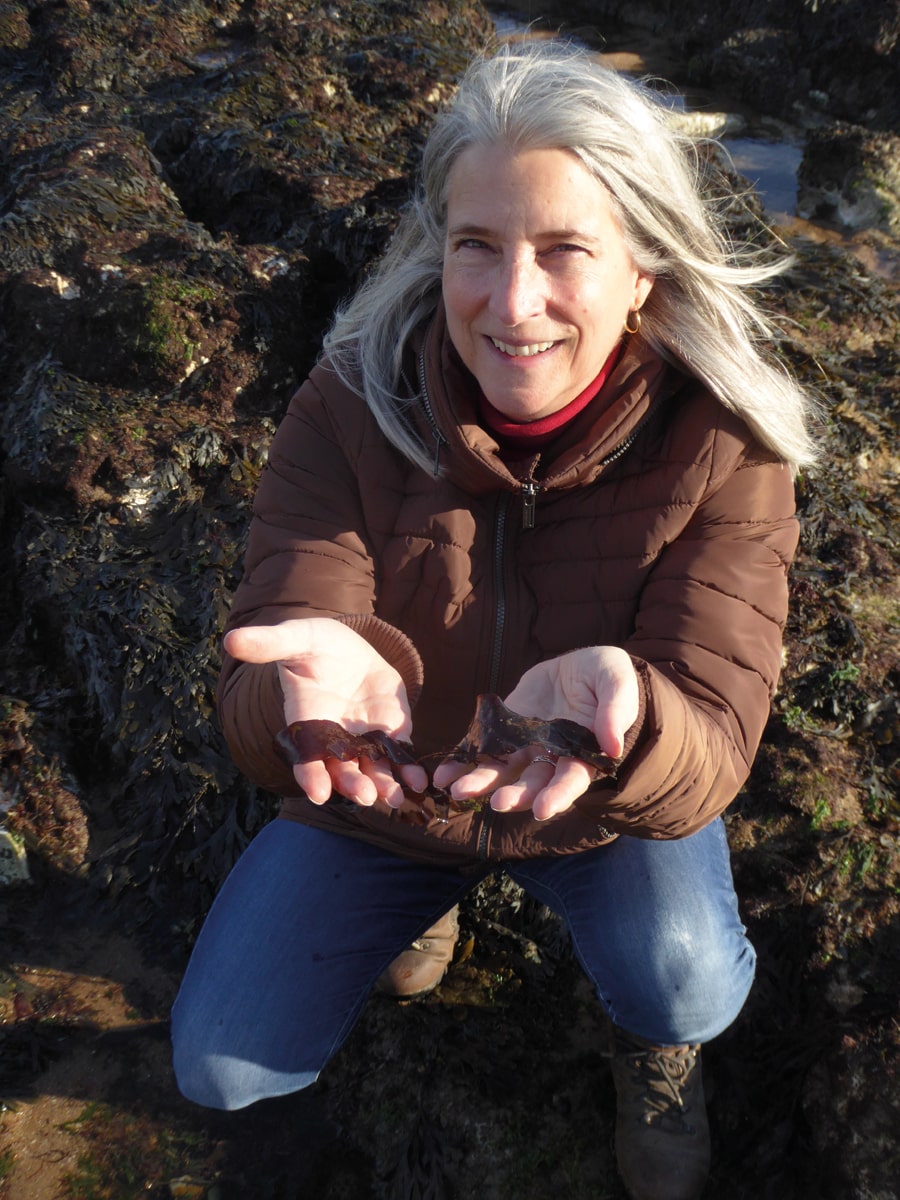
[432,647,639,821]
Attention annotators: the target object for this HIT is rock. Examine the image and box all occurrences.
[802,1031,900,1200]
[666,109,747,138]
[797,124,900,232]
[0,696,89,877]
[516,0,900,129]
[704,26,807,118]
[0,826,30,884]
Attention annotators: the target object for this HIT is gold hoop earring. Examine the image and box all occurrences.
[624,309,642,336]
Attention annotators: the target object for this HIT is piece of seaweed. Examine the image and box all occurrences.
[273,720,419,768]
[273,694,616,789]
[447,694,617,775]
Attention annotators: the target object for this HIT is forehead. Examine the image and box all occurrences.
[445,142,620,236]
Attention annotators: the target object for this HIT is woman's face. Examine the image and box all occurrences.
[442,143,654,422]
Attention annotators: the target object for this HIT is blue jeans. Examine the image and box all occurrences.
[171,818,754,1110]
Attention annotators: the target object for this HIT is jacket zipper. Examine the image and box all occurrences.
[475,412,655,855]
[600,410,657,470]
[515,405,653,530]
[476,491,513,858]
[487,492,511,695]
[521,479,538,529]
[417,350,447,476]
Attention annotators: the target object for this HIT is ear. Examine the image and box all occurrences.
[633,272,654,311]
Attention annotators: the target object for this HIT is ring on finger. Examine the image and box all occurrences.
[531,754,558,767]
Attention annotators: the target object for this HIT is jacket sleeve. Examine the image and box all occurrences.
[582,445,799,839]
[215,368,420,794]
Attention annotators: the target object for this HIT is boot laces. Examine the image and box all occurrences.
[626,1044,700,1133]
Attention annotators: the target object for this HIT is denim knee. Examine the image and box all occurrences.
[171,1015,319,1111]
[597,918,757,1045]
[172,1043,232,1111]
[173,1057,317,1112]
[510,822,757,1046]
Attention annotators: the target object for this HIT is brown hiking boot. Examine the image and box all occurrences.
[610,1030,710,1200]
[374,906,460,999]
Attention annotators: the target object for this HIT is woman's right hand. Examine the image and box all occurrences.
[224,618,428,808]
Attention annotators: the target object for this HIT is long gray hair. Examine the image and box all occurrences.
[323,40,817,473]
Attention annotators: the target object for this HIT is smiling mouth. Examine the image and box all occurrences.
[490,337,556,358]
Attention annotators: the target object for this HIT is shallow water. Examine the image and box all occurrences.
[720,137,805,220]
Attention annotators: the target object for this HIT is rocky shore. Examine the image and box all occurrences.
[1,2,897,1198]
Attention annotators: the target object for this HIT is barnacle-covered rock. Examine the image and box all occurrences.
[1,697,88,878]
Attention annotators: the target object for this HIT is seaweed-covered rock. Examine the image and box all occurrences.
[0,0,492,925]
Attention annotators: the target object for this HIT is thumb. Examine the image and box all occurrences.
[223,621,315,666]
[594,710,627,759]
[590,655,640,759]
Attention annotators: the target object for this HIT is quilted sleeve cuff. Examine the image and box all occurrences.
[337,614,425,710]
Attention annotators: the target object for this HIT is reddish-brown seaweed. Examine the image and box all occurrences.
[273,720,418,768]
[448,694,617,776]
[273,694,616,786]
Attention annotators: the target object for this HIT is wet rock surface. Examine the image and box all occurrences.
[1,2,899,1199]
[513,0,900,258]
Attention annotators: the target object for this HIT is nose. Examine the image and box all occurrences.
[489,253,546,326]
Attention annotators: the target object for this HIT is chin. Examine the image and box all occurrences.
[489,400,549,423]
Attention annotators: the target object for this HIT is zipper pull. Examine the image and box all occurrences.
[521,480,538,529]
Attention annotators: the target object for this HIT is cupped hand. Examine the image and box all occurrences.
[433,646,639,822]
[224,618,428,808]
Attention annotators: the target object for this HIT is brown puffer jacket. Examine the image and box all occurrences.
[217,305,799,868]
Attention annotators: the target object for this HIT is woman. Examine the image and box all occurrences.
[172,41,815,1200]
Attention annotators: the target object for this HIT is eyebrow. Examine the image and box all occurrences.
[447,223,599,245]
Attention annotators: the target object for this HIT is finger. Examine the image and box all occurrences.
[592,662,640,758]
[448,754,525,801]
[594,709,627,758]
[398,762,429,794]
[293,759,334,805]
[489,760,556,812]
[357,755,407,809]
[353,758,428,807]
[327,758,379,807]
[431,759,475,790]
[531,759,597,822]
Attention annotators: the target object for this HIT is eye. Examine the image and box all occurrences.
[455,237,492,252]
[546,242,588,256]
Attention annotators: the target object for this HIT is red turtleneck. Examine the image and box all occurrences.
[477,341,624,456]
